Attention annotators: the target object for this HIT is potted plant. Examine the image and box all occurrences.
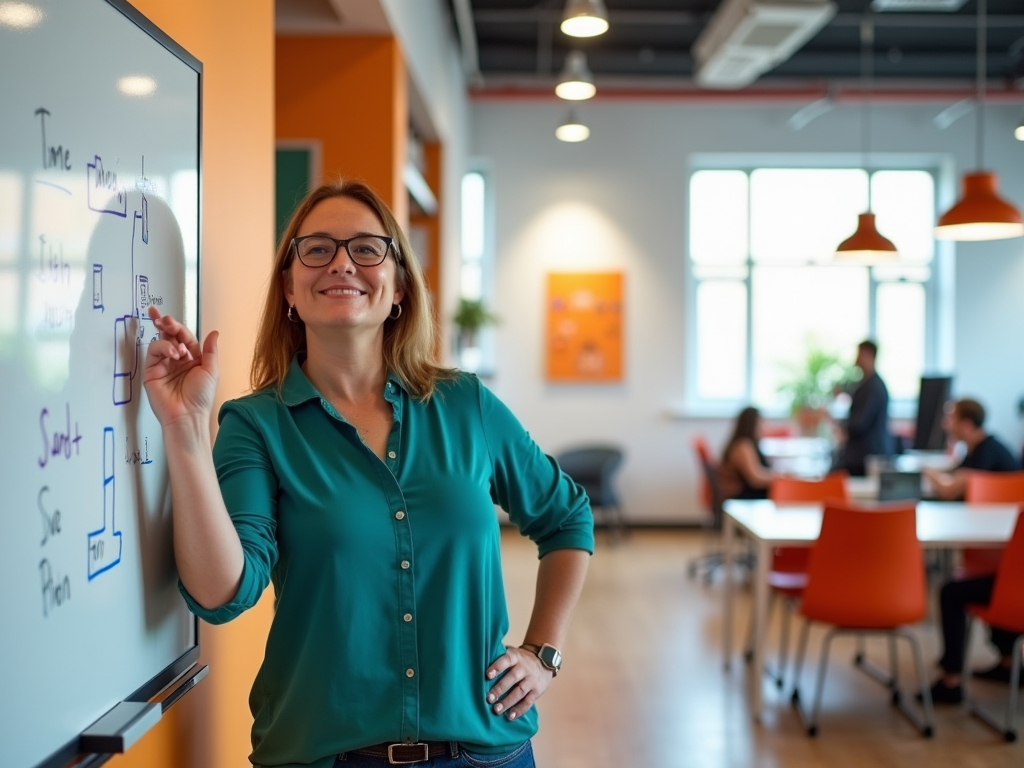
[777,345,857,436]
[453,298,499,371]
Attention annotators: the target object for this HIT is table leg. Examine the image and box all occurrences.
[722,514,735,670]
[750,537,771,721]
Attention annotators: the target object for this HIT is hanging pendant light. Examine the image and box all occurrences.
[1015,116,1024,141]
[936,0,1024,241]
[561,0,609,38]
[555,51,596,100]
[836,14,897,264]
[556,110,590,142]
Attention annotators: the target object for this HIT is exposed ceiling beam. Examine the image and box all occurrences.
[472,10,1024,28]
[452,0,483,85]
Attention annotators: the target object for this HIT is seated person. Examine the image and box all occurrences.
[922,398,1021,500]
[927,575,1022,704]
[717,407,774,500]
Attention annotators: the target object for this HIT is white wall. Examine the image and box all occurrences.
[471,98,1024,523]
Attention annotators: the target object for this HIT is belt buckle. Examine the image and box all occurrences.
[387,743,430,765]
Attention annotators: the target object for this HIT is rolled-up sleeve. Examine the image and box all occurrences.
[477,382,594,557]
[177,402,279,624]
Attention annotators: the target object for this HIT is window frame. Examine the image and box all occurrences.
[684,159,946,419]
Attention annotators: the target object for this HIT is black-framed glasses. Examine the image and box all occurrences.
[291,234,395,268]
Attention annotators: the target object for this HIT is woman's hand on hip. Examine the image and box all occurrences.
[485,646,553,721]
[142,306,220,429]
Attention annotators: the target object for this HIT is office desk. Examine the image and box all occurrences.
[722,499,1019,720]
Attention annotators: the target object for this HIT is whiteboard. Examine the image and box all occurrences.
[0,1,201,766]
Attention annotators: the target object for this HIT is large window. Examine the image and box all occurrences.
[688,167,935,413]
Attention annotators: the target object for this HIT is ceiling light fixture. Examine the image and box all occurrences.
[935,0,1023,241]
[556,111,590,142]
[555,51,596,101]
[560,0,609,38]
[836,15,897,264]
[1015,115,1024,142]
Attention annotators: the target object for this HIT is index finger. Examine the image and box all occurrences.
[148,306,197,346]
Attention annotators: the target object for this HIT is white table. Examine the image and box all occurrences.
[722,499,1020,720]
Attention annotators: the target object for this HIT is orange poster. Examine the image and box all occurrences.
[546,272,623,382]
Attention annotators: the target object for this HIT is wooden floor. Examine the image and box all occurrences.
[499,529,1023,768]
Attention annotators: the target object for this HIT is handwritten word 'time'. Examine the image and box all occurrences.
[38,486,62,547]
[35,108,71,171]
[39,558,71,617]
[38,404,83,468]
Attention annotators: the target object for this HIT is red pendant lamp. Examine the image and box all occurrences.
[836,15,897,264]
[935,0,1024,241]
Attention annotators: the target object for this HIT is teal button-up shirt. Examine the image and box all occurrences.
[180,358,594,768]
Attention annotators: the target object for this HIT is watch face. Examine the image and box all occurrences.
[539,645,561,670]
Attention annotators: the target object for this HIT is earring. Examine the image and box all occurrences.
[389,304,403,320]
[287,305,301,323]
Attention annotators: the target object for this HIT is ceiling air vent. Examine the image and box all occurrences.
[693,0,837,89]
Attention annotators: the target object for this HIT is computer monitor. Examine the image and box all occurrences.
[914,376,952,450]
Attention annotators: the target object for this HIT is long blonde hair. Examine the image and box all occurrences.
[250,179,456,399]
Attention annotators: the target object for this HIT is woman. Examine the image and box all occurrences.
[717,406,773,500]
[143,180,594,768]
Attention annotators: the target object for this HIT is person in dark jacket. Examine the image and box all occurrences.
[835,340,891,476]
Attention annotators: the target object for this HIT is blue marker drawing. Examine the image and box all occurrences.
[92,264,104,311]
[86,155,128,217]
[112,204,157,406]
[35,178,72,195]
[87,427,122,580]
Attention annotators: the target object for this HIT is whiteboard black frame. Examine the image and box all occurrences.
[29,1,204,766]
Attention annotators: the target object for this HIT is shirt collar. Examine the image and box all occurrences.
[279,355,409,407]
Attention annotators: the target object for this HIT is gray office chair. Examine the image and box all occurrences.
[555,446,626,543]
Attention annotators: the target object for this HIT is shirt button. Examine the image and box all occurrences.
[401,560,410,570]
[403,613,413,622]
[395,510,405,520]
[406,668,415,678]
[388,451,396,459]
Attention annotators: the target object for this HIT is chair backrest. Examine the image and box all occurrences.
[983,508,1024,633]
[965,471,1024,503]
[800,501,926,628]
[768,471,850,504]
[555,446,623,508]
[691,436,724,524]
[691,436,714,510]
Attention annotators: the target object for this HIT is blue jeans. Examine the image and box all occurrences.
[332,741,534,768]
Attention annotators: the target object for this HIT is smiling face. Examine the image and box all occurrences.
[283,195,404,338]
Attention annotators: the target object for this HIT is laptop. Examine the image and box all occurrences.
[877,470,923,502]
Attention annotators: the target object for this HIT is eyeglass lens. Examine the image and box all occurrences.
[295,236,390,267]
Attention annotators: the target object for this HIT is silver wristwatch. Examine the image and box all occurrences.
[520,643,562,676]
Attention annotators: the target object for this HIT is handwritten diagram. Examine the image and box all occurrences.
[87,427,122,580]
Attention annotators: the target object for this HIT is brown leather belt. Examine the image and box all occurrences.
[352,741,450,765]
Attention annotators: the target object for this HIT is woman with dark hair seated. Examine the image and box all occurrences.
[718,406,775,500]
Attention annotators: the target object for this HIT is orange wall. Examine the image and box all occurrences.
[105,2,276,768]
[276,36,409,226]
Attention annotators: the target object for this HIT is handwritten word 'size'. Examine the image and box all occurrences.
[38,404,82,468]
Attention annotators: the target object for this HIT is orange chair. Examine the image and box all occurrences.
[790,501,934,737]
[961,471,1024,577]
[745,473,850,688]
[965,509,1024,741]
